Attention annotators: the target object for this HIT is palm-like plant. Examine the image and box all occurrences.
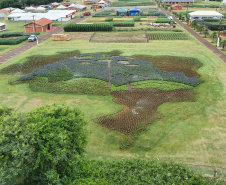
[203,28,209,38]
[221,39,226,49]
[211,32,217,42]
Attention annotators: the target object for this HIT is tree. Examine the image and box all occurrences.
[221,40,226,49]
[211,32,217,42]
[0,103,88,184]
[203,28,209,38]
[192,21,197,29]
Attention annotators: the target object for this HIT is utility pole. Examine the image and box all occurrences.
[217,18,222,48]
[32,15,36,33]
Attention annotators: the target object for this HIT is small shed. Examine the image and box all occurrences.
[172,4,182,10]
[24,18,52,33]
[129,7,141,16]
[116,8,128,16]
[0,23,7,31]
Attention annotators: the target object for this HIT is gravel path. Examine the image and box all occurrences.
[0,12,99,65]
[158,5,226,63]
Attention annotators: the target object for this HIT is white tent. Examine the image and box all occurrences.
[99,0,105,4]
[221,0,226,5]
[51,2,61,6]
[11,8,25,13]
[17,13,43,21]
[56,5,67,9]
[36,7,46,11]
[69,4,86,10]
[25,7,36,11]
[2,7,15,11]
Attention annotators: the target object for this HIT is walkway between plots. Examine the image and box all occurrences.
[0,14,94,64]
[158,4,226,63]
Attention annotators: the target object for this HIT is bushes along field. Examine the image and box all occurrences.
[64,23,114,32]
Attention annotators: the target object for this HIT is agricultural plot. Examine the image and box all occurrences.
[148,33,189,40]
[90,32,148,43]
[1,51,204,148]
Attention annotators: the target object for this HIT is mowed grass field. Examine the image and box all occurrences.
[0,24,226,174]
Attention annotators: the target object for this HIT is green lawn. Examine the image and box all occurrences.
[0,18,226,177]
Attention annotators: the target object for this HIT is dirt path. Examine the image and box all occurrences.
[107,61,112,86]
[157,4,226,63]
[0,11,100,64]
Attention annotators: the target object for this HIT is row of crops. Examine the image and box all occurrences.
[64,23,114,32]
[19,54,202,87]
[147,33,189,40]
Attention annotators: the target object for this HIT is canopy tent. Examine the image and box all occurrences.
[116,8,128,16]
[221,0,226,5]
[129,7,141,16]
[51,2,60,6]
[56,5,67,9]
[99,0,105,3]
[2,7,15,12]
[36,7,46,11]
[25,7,36,11]
[69,4,86,10]
[11,8,25,13]
[18,13,43,21]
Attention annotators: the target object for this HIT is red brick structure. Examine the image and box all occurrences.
[84,0,97,5]
[91,4,103,9]
[172,4,182,10]
[24,18,52,33]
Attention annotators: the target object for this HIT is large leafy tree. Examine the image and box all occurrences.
[0,103,88,185]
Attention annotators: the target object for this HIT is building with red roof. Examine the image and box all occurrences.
[24,18,52,33]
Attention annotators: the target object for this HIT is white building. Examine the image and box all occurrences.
[189,11,223,21]
[8,10,76,22]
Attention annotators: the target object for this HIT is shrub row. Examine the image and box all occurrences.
[105,18,113,22]
[203,18,219,22]
[112,22,135,27]
[154,19,175,24]
[133,17,140,21]
[182,4,219,8]
[64,23,114,32]
[0,32,40,45]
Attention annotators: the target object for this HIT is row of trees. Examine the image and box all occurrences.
[0,0,61,9]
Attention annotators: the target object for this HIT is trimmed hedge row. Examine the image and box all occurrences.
[203,18,219,22]
[112,22,135,27]
[105,18,113,22]
[0,32,40,45]
[64,23,114,32]
[154,19,175,24]
[133,17,140,21]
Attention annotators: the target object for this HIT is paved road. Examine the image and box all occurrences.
[0,12,97,65]
[158,5,226,63]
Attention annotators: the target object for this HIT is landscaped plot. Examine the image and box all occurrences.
[90,32,148,43]
[148,33,189,40]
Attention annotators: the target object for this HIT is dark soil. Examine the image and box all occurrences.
[96,88,196,137]
[132,55,203,78]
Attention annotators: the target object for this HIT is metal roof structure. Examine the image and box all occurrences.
[189,11,223,16]
[11,8,25,13]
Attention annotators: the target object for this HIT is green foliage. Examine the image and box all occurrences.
[154,19,175,24]
[105,18,113,22]
[0,32,40,45]
[47,68,74,82]
[133,17,140,21]
[0,104,88,184]
[203,18,219,22]
[64,23,114,32]
[112,22,135,27]
[223,30,226,34]
[110,1,155,7]
[73,159,221,184]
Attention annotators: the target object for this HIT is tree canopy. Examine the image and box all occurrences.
[0,103,88,185]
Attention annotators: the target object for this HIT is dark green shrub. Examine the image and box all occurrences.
[203,18,219,22]
[112,22,135,27]
[105,17,113,22]
[47,68,74,82]
[133,17,140,21]
[64,23,114,32]
[223,30,226,34]
[154,19,175,23]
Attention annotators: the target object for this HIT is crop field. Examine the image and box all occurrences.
[148,33,189,40]
[90,32,148,43]
[0,12,226,175]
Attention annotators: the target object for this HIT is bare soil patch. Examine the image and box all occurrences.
[118,61,130,64]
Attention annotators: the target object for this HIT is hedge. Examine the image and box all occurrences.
[105,18,113,22]
[154,19,175,24]
[0,32,40,45]
[133,17,140,21]
[64,23,114,32]
[203,18,219,22]
[112,22,135,27]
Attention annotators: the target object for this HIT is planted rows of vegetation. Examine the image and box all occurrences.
[64,23,113,32]
[110,1,155,7]
[18,54,203,87]
[0,32,39,45]
[148,33,189,40]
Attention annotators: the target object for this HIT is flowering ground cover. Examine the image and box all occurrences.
[148,33,189,40]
